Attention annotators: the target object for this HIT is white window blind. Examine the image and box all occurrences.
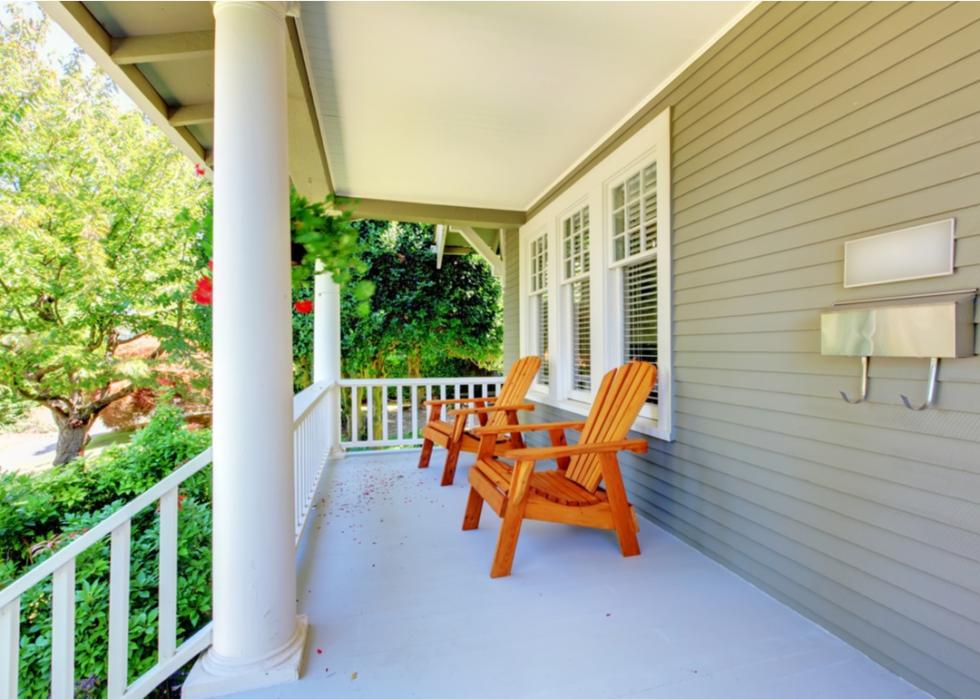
[570,279,591,391]
[529,234,549,385]
[535,293,549,385]
[623,256,658,403]
[562,205,591,393]
[612,162,657,262]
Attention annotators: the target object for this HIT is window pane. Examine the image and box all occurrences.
[611,160,657,261]
[612,183,625,209]
[561,205,590,279]
[530,234,548,292]
[623,257,658,403]
[642,164,657,250]
[571,279,591,391]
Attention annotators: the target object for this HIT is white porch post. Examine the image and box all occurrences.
[313,267,345,457]
[184,1,306,696]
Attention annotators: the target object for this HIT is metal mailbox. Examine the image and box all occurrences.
[820,291,976,410]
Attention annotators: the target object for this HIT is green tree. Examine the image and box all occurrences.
[340,220,502,379]
[0,9,209,464]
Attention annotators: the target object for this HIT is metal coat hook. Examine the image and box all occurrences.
[900,357,940,411]
[840,356,869,404]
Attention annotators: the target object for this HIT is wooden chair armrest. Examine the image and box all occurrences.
[424,397,495,408]
[447,403,534,418]
[471,420,585,437]
[502,439,648,461]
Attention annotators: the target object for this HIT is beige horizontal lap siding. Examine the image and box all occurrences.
[502,229,520,368]
[521,3,980,698]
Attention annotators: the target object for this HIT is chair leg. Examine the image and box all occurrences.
[418,438,434,469]
[601,453,640,557]
[490,503,527,578]
[613,511,640,557]
[440,441,463,486]
[462,487,483,531]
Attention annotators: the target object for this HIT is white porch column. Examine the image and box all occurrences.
[313,267,345,457]
[184,1,306,696]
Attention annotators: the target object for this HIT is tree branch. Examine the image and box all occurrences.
[0,275,28,326]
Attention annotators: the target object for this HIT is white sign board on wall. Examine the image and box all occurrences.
[843,219,955,288]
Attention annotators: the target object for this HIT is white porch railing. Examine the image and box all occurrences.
[339,376,503,449]
[293,381,331,542]
[0,381,332,699]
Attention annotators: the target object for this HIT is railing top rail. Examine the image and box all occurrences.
[293,380,330,425]
[338,376,503,387]
[0,447,213,606]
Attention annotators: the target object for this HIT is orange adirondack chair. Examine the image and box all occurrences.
[418,356,541,486]
[463,361,656,578]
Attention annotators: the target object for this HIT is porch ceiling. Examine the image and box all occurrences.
[299,2,749,211]
[45,1,749,223]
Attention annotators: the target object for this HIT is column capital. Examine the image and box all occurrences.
[213,1,287,21]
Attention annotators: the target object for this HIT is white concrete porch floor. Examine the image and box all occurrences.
[236,450,928,699]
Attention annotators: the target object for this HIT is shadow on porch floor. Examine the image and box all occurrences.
[234,450,926,699]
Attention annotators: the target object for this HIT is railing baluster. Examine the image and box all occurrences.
[366,386,374,442]
[351,386,358,443]
[381,384,389,442]
[51,560,76,699]
[1,597,19,697]
[411,385,419,439]
[108,521,132,698]
[396,385,404,441]
[158,488,178,662]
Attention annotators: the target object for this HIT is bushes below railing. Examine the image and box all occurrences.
[0,383,334,698]
[0,405,213,698]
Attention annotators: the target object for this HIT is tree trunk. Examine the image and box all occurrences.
[51,412,96,466]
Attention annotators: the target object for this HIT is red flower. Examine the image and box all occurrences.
[294,299,313,314]
[194,163,206,177]
[207,259,214,271]
[192,276,213,305]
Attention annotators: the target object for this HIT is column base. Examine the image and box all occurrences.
[183,615,308,698]
[328,443,347,459]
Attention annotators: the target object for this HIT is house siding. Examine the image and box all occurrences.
[502,228,520,368]
[515,3,980,698]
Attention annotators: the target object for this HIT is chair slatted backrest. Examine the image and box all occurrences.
[564,361,657,492]
[486,356,541,428]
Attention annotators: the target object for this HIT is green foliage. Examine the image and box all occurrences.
[188,190,372,390]
[0,8,210,462]
[0,404,212,696]
[340,220,502,378]
[0,385,27,429]
[292,282,314,391]
[289,190,369,289]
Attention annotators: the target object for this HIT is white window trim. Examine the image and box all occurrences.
[557,199,592,402]
[525,232,552,395]
[519,108,673,441]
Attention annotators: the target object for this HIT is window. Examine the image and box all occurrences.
[612,161,659,404]
[562,206,590,392]
[529,234,549,385]
[519,108,671,440]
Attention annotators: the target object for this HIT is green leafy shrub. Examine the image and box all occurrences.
[0,404,212,697]
[0,385,27,430]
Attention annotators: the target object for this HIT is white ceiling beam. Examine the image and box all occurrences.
[434,224,447,270]
[42,3,207,165]
[168,103,214,127]
[111,31,215,65]
[455,226,503,277]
